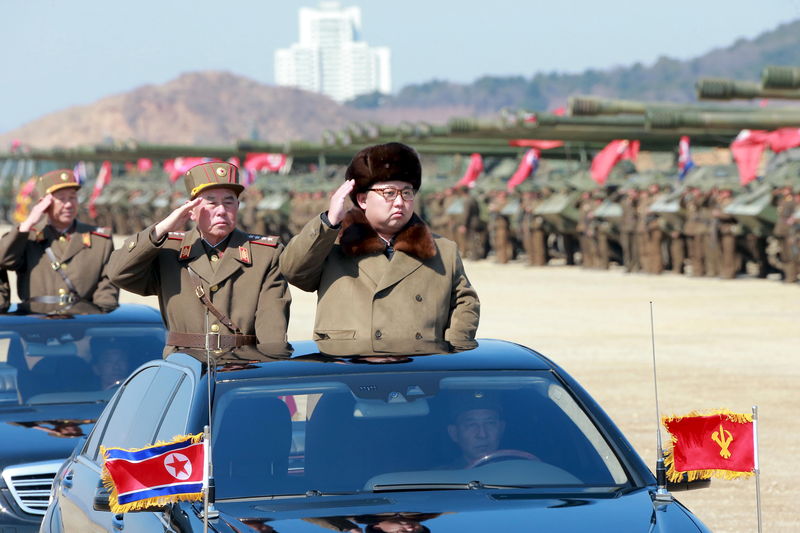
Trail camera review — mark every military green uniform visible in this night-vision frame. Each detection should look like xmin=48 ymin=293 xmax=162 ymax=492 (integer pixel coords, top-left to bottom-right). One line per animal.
xmin=280 ymin=209 xmax=479 ymax=352
xmin=109 ymin=227 xmax=289 ymax=350
xmin=107 ymin=162 xmax=290 ymax=352
xmin=0 ymin=170 xmax=119 ymax=310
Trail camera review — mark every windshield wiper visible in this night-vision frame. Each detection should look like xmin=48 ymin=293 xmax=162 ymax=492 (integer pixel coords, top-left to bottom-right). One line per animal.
xmin=371 ymin=481 xmax=487 ymax=492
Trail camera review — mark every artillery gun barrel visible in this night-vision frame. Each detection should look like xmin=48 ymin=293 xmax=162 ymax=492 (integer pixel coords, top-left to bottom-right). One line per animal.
xmin=697 ymin=78 xmax=800 ymax=100
xmin=569 ymin=96 xmax=776 ymax=116
xmin=646 ymin=110 xmax=800 ymax=129
xmin=96 ymin=143 xmax=238 ymax=160
xmin=761 ymin=66 xmax=800 ymax=89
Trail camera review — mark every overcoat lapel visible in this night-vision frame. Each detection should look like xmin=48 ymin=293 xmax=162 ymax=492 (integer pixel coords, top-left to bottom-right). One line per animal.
xmin=211 ymin=229 xmax=249 ymax=285
xmin=357 ymin=253 xmax=388 ymax=290
xmin=60 ymin=221 xmax=90 ymax=262
xmin=178 ymin=229 xmax=213 ymax=283
xmin=375 ymin=251 xmax=423 ymax=293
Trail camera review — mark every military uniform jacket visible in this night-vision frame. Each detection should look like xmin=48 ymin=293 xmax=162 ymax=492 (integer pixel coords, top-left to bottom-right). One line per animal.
xmin=107 ymin=226 xmax=290 ymax=345
xmin=280 ymin=209 xmax=480 ymax=352
xmin=0 ymin=221 xmax=118 ymax=308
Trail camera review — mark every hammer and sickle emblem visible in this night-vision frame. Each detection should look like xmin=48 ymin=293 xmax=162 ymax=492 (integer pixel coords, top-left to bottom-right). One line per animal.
xmin=711 ymin=424 xmax=733 ymax=459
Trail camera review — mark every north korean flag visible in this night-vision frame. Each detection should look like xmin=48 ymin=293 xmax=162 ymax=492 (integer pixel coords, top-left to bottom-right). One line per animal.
xmin=103 ymin=434 xmax=206 ymax=512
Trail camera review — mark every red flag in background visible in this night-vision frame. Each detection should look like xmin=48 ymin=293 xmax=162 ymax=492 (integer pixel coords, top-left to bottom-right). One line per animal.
xmin=88 ymin=161 xmax=112 ymax=219
xmin=590 ymin=140 xmax=640 ymax=185
xmin=137 ymin=158 xmax=153 ymax=172
xmin=506 ymin=149 xmax=540 ymax=191
xmin=766 ymin=127 xmax=800 ymax=153
xmin=244 ymin=153 xmax=288 ymax=173
xmin=662 ymin=410 xmax=755 ymax=482
xmin=730 ymin=128 xmax=800 ymax=185
xmin=164 ymin=157 xmax=217 ymax=183
xmin=508 ymin=139 xmax=564 ymax=150
xmin=730 ymin=130 xmax=770 ymax=186
xmin=454 ymin=153 xmax=484 ymax=188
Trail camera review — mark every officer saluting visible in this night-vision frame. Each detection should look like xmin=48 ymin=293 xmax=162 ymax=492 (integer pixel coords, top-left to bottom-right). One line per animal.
xmin=107 ymin=161 xmax=290 ymax=352
xmin=0 ymin=169 xmax=119 ymax=311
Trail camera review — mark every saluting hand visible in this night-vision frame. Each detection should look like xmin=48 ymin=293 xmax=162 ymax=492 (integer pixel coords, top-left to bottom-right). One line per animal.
xmin=328 ymin=179 xmax=355 ymax=226
xmin=153 ymin=197 xmax=203 ymax=239
xmin=19 ymin=194 xmax=53 ymax=232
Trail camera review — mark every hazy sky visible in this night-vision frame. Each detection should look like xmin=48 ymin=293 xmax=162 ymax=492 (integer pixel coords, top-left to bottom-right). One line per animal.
xmin=3 ymin=0 xmax=800 ymax=133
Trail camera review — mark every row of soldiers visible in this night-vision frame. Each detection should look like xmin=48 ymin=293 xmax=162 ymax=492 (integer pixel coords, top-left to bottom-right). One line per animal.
xmin=7 ymin=166 xmax=799 ymax=284
xmin=421 ymin=180 xmax=800 ymax=283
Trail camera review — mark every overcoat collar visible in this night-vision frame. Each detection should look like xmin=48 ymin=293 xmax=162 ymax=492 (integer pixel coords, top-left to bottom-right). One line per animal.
xmin=339 ymin=209 xmax=436 ymax=260
xmin=43 ymin=220 xmax=88 ymax=262
xmin=338 ymin=209 xmax=437 ymax=293
xmin=177 ymin=228 xmax=251 ymax=285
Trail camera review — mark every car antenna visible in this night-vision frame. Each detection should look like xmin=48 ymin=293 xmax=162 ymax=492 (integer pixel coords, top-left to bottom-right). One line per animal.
xmin=649 ymin=301 xmax=673 ymax=503
xmin=201 ymin=316 xmax=220 ymax=526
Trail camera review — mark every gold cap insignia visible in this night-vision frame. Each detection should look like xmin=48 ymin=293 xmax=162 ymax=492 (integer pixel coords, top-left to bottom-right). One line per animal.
xmin=60 ymin=172 xmax=69 ymax=181
xmin=216 ymin=167 xmax=227 ymax=177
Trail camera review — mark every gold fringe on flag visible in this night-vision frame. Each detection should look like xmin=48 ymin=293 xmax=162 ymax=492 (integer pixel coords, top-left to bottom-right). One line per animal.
xmin=662 ymin=409 xmax=754 ymax=483
xmin=101 ymin=433 xmax=204 ymax=514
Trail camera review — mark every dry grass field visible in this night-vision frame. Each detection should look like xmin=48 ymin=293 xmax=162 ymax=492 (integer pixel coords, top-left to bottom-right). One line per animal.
xmin=7 ymin=246 xmax=797 ymax=531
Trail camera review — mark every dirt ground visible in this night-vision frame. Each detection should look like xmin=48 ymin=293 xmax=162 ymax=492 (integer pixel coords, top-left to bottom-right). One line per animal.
xmin=8 ymin=249 xmax=798 ymax=531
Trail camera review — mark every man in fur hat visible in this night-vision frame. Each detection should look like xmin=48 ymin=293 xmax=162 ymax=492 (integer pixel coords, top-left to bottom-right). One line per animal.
xmin=0 ymin=169 xmax=118 ymax=311
xmin=280 ymin=142 xmax=479 ymax=352
xmin=108 ymin=161 xmax=290 ymax=353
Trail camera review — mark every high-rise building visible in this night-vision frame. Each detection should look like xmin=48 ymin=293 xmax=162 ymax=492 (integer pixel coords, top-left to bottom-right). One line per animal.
xmin=275 ymin=2 xmax=391 ymax=102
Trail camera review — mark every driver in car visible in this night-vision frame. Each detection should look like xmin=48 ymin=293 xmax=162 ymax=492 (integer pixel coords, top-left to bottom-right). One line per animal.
xmin=446 ymin=393 xmax=506 ymax=469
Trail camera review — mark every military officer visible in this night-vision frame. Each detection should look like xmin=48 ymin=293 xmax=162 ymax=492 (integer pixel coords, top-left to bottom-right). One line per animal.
xmin=107 ymin=162 xmax=290 ymax=352
xmin=280 ymin=142 xmax=479 ymax=353
xmin=0 ymin=169 xmax=118 ymax=311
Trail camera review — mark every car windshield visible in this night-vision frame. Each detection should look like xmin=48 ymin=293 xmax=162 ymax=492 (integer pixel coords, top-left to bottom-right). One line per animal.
xmin=212 ymin=371 xmax=630 ymax=499
xmin=0 ymin=321 xmax=166 ymax=405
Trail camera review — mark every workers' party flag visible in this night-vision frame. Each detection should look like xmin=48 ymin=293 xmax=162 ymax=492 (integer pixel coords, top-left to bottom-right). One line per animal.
xmin=662 ymin=410 xmax=755 ymax=482
xmin=101 ymin=433 xmax=206 ymax=513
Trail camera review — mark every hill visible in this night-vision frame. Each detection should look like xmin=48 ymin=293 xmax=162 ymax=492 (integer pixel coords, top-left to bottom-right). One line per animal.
xmin=3 ymin=19 xmax=800 ymax=149
xmin=350 ymin=19 xmax=800 ymax=112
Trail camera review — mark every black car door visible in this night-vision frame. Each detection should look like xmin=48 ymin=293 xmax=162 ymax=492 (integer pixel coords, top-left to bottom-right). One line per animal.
xmin=52 ymin=362 xmax=194 ymax=532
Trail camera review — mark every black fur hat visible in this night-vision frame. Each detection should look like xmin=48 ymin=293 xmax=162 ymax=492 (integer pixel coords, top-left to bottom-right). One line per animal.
xmin=345 ymin=142 xmax=422 ymax=204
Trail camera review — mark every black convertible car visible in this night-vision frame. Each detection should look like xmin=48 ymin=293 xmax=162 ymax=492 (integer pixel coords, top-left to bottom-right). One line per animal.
xmin=0 ymin=304 xmax=166 ymax=533
xmin=42 ymin=340 xmax=711 ymax=532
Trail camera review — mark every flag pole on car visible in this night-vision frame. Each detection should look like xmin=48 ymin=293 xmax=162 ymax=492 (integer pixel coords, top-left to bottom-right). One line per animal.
xmin=649 ymin=302 xmax=672 ymax=502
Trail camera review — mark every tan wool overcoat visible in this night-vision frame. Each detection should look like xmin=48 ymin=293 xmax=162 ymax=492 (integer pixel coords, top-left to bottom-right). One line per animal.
xmin=107 ymin=226 xmax=290 ymax=347
xmin=0 ymin=221 xmax=119 ymax=309
xmin=280 ymin=209 xmax=480 ymax=352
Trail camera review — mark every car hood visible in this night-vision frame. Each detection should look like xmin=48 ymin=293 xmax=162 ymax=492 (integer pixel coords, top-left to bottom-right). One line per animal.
xmin=0 ymin=402 xmax=104 ymax=469
xmin=211 ymin=487 xmax=708 ymax=532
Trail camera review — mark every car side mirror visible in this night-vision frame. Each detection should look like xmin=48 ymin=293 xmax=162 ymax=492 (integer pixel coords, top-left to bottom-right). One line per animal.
xmin=93 ymin=484 xmax=111 ymax=512
xmin=93 ymin=484 xmax=169 ymax=513
xmin=666 ymin=473 xmax=711 ymax=492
